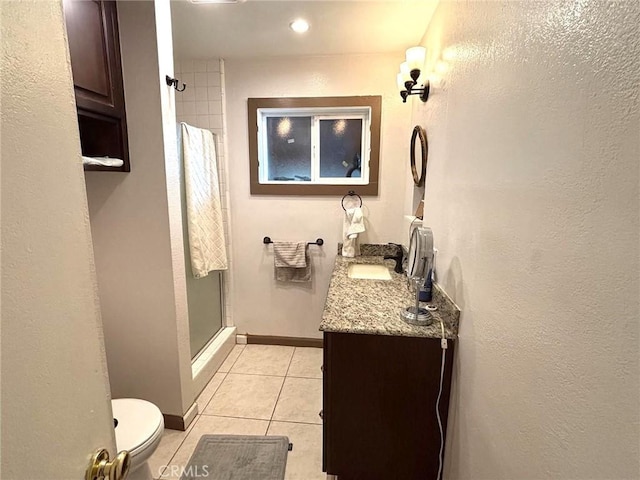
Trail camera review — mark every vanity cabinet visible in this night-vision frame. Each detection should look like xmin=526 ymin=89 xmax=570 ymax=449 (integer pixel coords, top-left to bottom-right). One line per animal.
xmin=322 ymin=331 xmax=455 ymax=480
xmin=63 ymin=0 xmax=130 ymax=171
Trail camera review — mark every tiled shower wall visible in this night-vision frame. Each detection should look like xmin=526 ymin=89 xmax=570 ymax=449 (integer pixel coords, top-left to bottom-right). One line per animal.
xmin=174 ymin=58 xmax=234 ymax=327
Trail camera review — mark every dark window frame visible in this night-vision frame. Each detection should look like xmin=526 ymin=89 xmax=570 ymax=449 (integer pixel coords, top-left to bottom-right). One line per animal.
xmin=248 ymin=96 xmax=381 ymax=195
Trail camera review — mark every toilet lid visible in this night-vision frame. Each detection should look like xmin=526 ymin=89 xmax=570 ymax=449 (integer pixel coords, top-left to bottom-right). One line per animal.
xmin=112 ymin=398 xmax=164 ymax=454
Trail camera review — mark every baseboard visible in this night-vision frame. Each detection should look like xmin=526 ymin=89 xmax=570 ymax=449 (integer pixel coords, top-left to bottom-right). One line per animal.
xmin=183 ymin=402 xmax=198 ymax=429
xmin=163 ymin=402 xmax=198 ymax=432
xmin=192 ymin=326 xmax=236 ymax=387
xmin=246 ymin=334 xmax=323 ymax=348
xmin=236 ymin=334 xmax=248 ymax=345
xmin=163 ymin=414 xmax=185 ymax=431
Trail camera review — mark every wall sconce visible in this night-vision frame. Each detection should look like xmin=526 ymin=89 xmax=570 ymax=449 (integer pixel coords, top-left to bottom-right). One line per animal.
xmin=397 ymin=46 xmax=429 ymax=103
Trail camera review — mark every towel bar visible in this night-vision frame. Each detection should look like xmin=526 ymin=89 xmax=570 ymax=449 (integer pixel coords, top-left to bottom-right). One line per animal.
xmin=263 ymin=236 xmax=324 ymax=246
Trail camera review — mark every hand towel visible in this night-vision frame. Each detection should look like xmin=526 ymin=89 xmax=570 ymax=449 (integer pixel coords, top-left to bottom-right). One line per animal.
xmin=82 ymin=156 xmax=124 ymax=168
xmin=274 ymin=242 xmax=307 ymax=268
xmin=181 ymin=122 xmax=228 ymax=278
xmin=342 ymin=207 xmax=365 ymax=257
xmin=274 ymin=242 xmax=311 ymax=282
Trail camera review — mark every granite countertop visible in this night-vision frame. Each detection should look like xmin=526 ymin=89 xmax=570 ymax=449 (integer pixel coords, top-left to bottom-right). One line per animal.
xmin=319 ymin=255 xmax=460 ymax=339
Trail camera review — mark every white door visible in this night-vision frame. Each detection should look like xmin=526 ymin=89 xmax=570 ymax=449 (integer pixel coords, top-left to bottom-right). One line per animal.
xmin=1 ymin=1 xmax=117 ymax=479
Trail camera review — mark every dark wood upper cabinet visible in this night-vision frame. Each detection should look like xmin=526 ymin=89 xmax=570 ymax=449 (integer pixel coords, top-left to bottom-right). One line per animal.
xmin=64 ymin=0 xmax=130 ymax=172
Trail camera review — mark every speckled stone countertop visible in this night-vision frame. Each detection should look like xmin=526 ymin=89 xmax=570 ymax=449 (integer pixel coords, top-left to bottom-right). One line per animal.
xmin=320 ymin=255 xmax=460 ymax=339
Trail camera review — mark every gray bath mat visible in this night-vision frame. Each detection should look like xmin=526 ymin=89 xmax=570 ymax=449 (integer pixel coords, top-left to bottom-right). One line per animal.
xmin=180 ymin=435 xmax=290 ymax=480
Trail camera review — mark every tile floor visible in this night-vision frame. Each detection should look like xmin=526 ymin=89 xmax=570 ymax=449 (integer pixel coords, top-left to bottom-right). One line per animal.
xmin=148 ymin=344 xmax=325 ymax=480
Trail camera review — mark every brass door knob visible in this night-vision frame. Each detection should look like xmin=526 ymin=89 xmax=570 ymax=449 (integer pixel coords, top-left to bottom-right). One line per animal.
xmin=86 ymin=448 xmax=131 ymax=480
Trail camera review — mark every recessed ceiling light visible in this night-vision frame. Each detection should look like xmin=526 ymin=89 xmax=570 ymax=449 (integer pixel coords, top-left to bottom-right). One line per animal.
xmin=290 ymin=19 xmax=310 ymax=34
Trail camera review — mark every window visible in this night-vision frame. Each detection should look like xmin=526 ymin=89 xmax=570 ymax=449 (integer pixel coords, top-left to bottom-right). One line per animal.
xmin=260 ymin=111 xmax=367 ymax=184
xmin=248 ymin=96 xmax=381 ymax=195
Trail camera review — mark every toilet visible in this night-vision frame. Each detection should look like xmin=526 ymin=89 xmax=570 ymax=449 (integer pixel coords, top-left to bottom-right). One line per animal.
xmin=112 ymin=398 xmax=165 ymax=480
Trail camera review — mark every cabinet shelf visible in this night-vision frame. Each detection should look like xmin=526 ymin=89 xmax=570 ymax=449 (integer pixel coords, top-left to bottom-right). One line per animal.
xmin=64 ymin=0 xmax=130 ymax=172
xmin=83 ymin=164 xmax=126 ymax=172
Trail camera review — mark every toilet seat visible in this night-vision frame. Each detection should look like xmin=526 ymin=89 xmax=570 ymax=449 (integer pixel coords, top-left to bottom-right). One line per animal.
xmin=112 ymin=398 xmax=164 ymax=458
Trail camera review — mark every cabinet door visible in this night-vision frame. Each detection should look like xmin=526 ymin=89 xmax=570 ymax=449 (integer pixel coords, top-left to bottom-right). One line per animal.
xmin=63 ymin=0 xmax=129 ymax=171
xmin=323 ymin=332 xmax=455 ymax=480
xmin=64 ymin=0 xmax=125 ymax=117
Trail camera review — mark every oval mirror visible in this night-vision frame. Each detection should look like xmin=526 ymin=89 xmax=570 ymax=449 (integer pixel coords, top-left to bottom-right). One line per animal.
xmin=410 ymin=125 xmax=428 ymax=187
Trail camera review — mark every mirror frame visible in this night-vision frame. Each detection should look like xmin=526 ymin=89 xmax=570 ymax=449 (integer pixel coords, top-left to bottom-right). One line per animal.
xmin=410 ymin=125 xmax=428 ymax=187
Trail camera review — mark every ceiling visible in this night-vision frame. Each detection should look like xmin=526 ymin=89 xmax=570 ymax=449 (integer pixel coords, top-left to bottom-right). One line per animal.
xmin=171 ymin=0 xmax=438 ymax=59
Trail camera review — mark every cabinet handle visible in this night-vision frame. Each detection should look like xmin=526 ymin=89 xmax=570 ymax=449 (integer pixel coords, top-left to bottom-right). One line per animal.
xmin=320 ymin=365 xmax=324 ymax=373
xmin=319 ymin=409 xmax=324 ymax=419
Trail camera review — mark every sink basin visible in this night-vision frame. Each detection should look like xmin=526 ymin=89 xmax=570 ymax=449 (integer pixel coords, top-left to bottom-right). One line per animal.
xmin=348 ymin=264 xmax=392 ymax=281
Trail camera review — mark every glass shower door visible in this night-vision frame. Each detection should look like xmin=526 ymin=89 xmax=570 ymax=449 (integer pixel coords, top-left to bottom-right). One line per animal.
xmin=185 ymin=269 xmax=224 ymax=358
xmin=179 ymin=141 xmax=225 ymax=359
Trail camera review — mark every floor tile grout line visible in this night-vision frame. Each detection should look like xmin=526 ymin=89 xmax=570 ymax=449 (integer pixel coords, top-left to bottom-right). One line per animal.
xmin=156 ymin=345 xmax=270 ymax=479
xmin=229 ymin=343 xmax=296 ymax=377
xmin=157 ymin=346 xmax=320 ymax=479
xmin=267 ymin=347 xmax=296 ymax=430
xmin=284 ymin=347 xmax=296 ymax=377
xmin=161 ymin=363 xmax=233 ymax=478
xmin=222 ymin=371 xmax=288 ymax=378
xmin=198 ymin=413 xmax=273 ymax=422
xmin=265 ymin=418 xmax=324 ymax=427
xmin=221 ymin=344 xmax=246 ymax=374
xmin=199 ymin=371 xmax=228 ymax=414
xmin=285 ymin=348 xmax=323 ymax=379
xmin=161 ymin=412 xmax=204 ymax=478
xmin=193 ymin=413 xmax=320 ymax=427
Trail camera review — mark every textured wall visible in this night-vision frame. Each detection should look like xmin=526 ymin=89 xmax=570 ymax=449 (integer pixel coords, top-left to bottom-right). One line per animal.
xmin=225 ymin=54 xmax=412 ymax=339
xmin=0 ymin=0 xmax=115 ymax=477
xmin=85 ymin=0 xmax=194 ymax=416
xmin=411 ymin=1 xmax=640 ymax=478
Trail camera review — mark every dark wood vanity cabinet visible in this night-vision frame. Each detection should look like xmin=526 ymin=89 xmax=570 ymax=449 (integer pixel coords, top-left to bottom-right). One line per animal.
xmin=323 ymin=332 xmax=455 ymax=480
xmin=63 ymin=0 xmax=130 ymax=171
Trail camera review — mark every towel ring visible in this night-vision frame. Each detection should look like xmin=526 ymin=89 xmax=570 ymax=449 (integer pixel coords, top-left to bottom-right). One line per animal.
xmin=341 ymin=190 xmax=363 ymax=211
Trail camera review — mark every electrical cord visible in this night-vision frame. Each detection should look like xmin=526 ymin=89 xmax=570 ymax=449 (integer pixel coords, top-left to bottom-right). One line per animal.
xmin=407 ymin=217 xmax=445 ymax=478
xmin=436 ymin=318 xmax=447 ymax=480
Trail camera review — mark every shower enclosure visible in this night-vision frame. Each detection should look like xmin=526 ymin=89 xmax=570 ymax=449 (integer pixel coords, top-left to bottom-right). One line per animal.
xmin=179 ymin=142 xmax=225 ymax=359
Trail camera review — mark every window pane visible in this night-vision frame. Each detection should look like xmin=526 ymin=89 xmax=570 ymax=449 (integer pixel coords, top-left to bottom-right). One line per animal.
xmin=266 ymin=116 xmax=312 ymax=181
xmin=319 ymin=119 xmax=363 ymax=178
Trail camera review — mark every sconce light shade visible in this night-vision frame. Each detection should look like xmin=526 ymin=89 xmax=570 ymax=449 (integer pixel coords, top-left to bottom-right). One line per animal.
xmin=400 ymin=62 xmax=411 ymax=80
xmin=405 ymin=46 xmax=426 ymax=71
xmin=397 ymin=46 xmax=429 ymax=104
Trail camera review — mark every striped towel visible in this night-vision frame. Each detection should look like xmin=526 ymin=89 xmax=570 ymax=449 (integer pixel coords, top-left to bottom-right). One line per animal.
xmin=273 ymin=242 xmax=311 ymax=282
